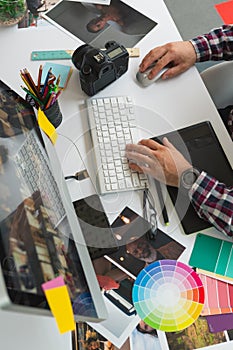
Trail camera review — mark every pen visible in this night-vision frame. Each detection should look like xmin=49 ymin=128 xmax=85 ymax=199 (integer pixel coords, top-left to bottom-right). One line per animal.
xmin=154 ymin=180 xmax=169 ymax=226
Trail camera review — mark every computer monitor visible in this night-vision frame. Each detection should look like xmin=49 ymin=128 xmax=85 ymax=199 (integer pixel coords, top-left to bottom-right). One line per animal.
xmin=0 ymin=79 xmax=107 ymax=322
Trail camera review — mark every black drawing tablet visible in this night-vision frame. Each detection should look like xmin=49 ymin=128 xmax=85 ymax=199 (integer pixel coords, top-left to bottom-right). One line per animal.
xmin=152 ymin=121 xmax=233 ymax=234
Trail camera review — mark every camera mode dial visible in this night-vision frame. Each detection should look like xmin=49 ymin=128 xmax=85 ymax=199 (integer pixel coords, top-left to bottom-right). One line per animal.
xmin=82 ymin=65 xmax=92 ymax=75
xmin=105 ymin=41 xmax=117 ymax=49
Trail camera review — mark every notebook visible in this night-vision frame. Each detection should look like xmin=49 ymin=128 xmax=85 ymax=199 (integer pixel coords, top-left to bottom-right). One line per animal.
xmin=152 ymin=121 xmax=233 ymax=234
xmin=41 ymin=62 xmax=72 ymax=89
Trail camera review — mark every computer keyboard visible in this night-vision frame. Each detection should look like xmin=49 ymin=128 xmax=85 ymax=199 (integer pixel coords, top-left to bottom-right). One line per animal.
xmin=14 ymin=130 xmax=66 ymax=226
xmin=86 ymin=95 xmax=148 ymax=194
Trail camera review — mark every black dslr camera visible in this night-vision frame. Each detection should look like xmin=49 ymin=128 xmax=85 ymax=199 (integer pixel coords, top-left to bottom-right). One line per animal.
xmin=71 ymin=41 xmax=129 ymax=96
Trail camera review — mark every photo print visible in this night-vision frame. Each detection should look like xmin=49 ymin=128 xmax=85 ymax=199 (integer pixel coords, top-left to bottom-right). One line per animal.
xmin=72 ymin=322 xmax=131 ymax=350
xmin=105 ymin=207 xmax=186 ymax=278
xmin=130 ymin=320 xmax=162 ymax=350
xmin=165 ymin=317 xmax=228 ymax=349
xmin=43 ymin=0 xmax=157 ymax=48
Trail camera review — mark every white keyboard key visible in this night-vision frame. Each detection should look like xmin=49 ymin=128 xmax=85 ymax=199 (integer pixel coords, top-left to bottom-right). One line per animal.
xmin=110 ymin=176 xmax=117 ymax=184
xmin=119 ymin=180 xmax=126 ymax=189
xmin=124 ymin=170 xmax=131 ymax=177
xmin=116 ymin=166 xmax=123 ymax=173
xmin=125 ymin=178 xmax=133 ymax=188
xmin=117 ymin=173 xmax=124 ymax=179
xmin=132 ymin=173 xmax=140 ymax=187
xmin=97 ymin=99 xmax=104 ymax=106
xmin=111 ymin=183 xmax=118 ymax=190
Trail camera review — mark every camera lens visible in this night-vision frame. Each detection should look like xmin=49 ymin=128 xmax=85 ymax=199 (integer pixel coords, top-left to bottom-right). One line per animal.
xmin=71 ymin=44 xmax=90 ymax=70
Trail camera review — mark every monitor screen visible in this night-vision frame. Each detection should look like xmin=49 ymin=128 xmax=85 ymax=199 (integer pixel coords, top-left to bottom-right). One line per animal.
xmin=0 ymin=79 xmax=106 ymax=321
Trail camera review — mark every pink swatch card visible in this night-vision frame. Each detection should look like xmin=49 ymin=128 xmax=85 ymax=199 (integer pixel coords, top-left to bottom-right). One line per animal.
xmin=199 ymin=273 xmax=233 ymax=316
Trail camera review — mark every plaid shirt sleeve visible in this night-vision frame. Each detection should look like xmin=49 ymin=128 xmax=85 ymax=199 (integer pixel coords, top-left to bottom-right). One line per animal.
xmin=190 ymin=24 xmax=233 ymax=62
xmin=189 ymin=171 xmax=233 ymax=237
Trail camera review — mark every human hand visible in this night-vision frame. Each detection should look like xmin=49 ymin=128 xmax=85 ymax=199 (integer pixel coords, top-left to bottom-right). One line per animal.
xmin=125 ymin=138 xmax=192 ymax=187
xmin=139 ymin=41 xmax=196 ymax=80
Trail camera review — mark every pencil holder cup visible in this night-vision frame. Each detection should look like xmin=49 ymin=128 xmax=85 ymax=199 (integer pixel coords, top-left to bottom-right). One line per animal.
xmin=44 ymin=100 xmax=63 ymax=128
xmin=25 ymin=94 xmax=63 ymax=128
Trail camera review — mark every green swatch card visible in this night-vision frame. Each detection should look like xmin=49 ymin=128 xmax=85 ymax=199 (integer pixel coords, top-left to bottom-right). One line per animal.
xmin=189 ymin=233 xmax=233 ymax=278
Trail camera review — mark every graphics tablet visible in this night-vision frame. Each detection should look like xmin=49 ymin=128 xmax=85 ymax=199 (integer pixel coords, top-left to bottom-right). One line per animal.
xmin=152 ymin=121 xmax=233 ymax=234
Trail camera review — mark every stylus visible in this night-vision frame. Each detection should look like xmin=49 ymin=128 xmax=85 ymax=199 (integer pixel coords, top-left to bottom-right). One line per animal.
xmin=154 ymin=180 xmax=169 ymax=226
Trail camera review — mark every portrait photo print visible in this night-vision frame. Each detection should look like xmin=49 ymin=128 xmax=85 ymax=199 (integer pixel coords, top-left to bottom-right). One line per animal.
xmin=43 ymin=0 xmax=157 ymax=48
xmin=105 ymin=207 xmax=186 ymax=278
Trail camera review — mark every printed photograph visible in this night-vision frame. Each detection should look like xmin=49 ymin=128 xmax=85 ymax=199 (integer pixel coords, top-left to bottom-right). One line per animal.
xmin=106 ymin=207 xmax=186 ymax=277
xmin=228 ymin=329 xmax=233 ymax=340
xmin=165 ymin=317 xmax=227 ymax=349
xmin=42 ymin=0 xmax=157 ymax=48
xmin=72 ymin=322 xmax=131 ymax=350
xmin=130 ymin=320 xmax=162 ymax=350
xmin=91 ymin=253 xmax=136 ymax=316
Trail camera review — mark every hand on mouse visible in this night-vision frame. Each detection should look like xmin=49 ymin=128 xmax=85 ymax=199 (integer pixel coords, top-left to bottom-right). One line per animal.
xmin=139 ymin=41 xmax=197 ymax=80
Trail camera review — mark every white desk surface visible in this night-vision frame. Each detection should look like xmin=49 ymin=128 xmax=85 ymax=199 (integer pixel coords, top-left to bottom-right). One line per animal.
xmin=0 ymin=1 xmax=233 ymax=349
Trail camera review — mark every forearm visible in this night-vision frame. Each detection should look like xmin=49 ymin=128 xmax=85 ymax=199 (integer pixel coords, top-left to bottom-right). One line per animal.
xmin=189 ymin=172 xmax=233 ymax=237
xmin=190 ymin=25 xmax=233 ymax=62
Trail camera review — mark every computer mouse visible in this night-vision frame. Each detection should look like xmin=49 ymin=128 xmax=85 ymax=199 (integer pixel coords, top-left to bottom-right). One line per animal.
xmin=136 ymin=64 xmax=169 ymax=87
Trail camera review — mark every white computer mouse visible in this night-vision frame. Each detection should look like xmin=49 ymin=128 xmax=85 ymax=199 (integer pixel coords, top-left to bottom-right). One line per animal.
xmin=136 ymin=64 xmax=169 ymax=87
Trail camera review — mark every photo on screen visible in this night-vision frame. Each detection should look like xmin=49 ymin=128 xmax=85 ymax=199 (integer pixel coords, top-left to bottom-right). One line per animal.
xmin=43 ymin=0 xmax=157 ymax=48
xmin=0 ymin=191 xmax=98 ymax=319
xmin=105 ymin=207 xmax=186 ymax=278
xmin=165 ymin=317 xmax=227 ymax=349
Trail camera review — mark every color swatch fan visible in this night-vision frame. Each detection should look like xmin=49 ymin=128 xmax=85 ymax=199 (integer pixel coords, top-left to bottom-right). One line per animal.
xmin=132 ymin=260 xmax=205 ymax=332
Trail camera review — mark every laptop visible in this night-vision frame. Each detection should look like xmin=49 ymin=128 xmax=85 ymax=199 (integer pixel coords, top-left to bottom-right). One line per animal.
xmin=152 ymin=121 xmax=233 ymax=234
xmin=0 ymin=79 xmax=107 ymax=321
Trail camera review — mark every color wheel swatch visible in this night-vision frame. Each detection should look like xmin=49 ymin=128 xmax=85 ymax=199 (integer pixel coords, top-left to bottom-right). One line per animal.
xmin=132 ymin=260 xmax=205 ymax=332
